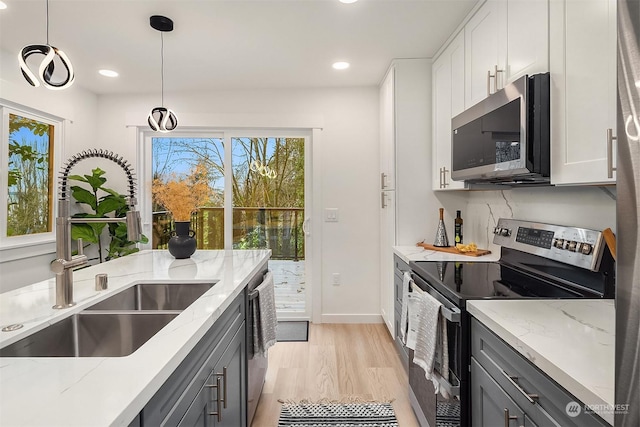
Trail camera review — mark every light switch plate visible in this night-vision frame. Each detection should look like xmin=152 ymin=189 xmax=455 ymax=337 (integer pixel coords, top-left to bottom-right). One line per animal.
xmin=325 ymin=208 xmax=339 ymax=222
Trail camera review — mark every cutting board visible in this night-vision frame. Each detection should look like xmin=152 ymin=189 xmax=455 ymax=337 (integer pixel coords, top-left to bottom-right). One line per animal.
xmin=416 ymin=242 xmax=492 ymax=257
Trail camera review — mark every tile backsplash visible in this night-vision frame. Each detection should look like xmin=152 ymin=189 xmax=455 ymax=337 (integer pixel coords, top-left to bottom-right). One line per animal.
xmin=434 ymin=186 xmax=616 ymax=253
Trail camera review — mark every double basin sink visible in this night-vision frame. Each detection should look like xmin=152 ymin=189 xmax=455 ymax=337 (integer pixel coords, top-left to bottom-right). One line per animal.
xmin=0 ymin=282 xmax=216 ymax=358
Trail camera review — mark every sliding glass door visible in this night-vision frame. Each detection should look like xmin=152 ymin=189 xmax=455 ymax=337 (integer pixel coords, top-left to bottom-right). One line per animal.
xmin=144 ymin=131 xmax=311 ymax=319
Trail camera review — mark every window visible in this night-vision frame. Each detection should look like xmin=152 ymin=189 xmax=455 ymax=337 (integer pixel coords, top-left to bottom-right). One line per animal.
xmin=1 ymin=104 xmax=62 ymax=248
xmin=150 ymin=136 xmax=225 ymax=249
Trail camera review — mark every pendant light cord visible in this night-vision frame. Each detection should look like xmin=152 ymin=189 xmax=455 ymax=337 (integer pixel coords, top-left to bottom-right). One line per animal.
xmin=45 ymin=0 xmax=49 ymax=45
xmin=161 ymin=32 xmax=165 ymax=107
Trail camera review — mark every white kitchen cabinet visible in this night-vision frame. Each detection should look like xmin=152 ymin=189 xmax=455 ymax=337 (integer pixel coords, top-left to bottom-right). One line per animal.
xmin=465 ymin=0 xmax=502 ymax=108
xmin=465 ymin=0 xmax=548 ymax=108
xmin=379 ymin=59 xmax=433 ymax=337
xmin=550 ymin=0 xmax=617 ymax=185
xmin=432 ymin=30 xmax=467 ymax=191
xmin=380 ymin=190 xmax=395 ymax=335
xmin=504 ymin=0 xmax=549 ymax=84
xmin=380 ymin=68 xmax=395 ymax=191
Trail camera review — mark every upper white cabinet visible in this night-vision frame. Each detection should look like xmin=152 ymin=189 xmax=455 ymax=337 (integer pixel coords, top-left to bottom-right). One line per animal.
xmin=432 ymin=30 xmax=467 ymax=191
xmin=379 ymin=68 xmax=395 ymax=190
xmin=465 ymin=0 xmax=502 ymax=108
xmin=550 ymin=0 xmax=617 ymax=185
xmin=465 ymin=0 xmax=549 ymax=108
xmin=504 ymin=0 xmax=549 ymax=84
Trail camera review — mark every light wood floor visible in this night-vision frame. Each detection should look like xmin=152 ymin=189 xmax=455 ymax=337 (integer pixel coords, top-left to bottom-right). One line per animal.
xmin=251 ymin=323 xmax=420 ymax=426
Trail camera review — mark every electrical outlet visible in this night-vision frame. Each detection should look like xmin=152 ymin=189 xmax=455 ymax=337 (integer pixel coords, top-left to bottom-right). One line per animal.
xmin=332 ymin=273 xmax=340 ymax=286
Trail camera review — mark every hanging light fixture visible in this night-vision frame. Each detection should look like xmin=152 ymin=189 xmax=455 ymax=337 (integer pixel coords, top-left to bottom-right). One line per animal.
xmin=147 ymin=15 xmax=178 ymax=133
xmin=18 ymin=0 xmax=74 ymax=90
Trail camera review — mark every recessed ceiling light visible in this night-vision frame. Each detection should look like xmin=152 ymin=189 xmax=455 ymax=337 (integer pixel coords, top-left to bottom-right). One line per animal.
xmin=332 ymin=62 xmax=350 ymax=70
xmin=98 ymin=69 xmax=119 ymax=78
xmin=0 ymin=2 xmax=7 ymax=10
xmin=339 ymin=0 xmax=358 ymax=3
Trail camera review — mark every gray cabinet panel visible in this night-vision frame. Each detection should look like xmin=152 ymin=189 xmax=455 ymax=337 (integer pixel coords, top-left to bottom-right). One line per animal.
xmin=471 ymin=358 xmax=529 ymax=427
xmin=178 ymin=371 xmax=215 ymax=427
xmin=212 ymin=326 xmax=246 ymax=427
xmin=141 ymin=292 xmax=245 ymax=426
xmin=179 ymin=325 xmax=246 ymax=427
xmin=471 ymin=318 xmax=609 ymax=427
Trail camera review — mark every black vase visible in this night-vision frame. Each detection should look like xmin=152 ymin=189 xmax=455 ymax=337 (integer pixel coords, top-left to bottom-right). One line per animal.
xmin=168 ymin=221 xmax=196 ymax=259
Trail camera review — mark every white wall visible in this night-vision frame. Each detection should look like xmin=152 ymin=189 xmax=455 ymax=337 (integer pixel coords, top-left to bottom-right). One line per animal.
xmin=0 ymin=48 xmax=99 ymax=292
xmin=95 ymin=87 xmax=382 ymax=322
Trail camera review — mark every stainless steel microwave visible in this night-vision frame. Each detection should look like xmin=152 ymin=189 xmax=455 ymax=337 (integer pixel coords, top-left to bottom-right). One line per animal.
xmin=451 ymin=73 xmax=550 ymax=185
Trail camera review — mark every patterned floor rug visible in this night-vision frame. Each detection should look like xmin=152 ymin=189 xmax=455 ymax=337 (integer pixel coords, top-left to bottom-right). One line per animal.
xmin=278 ymin=402 xmax=399 ymax=426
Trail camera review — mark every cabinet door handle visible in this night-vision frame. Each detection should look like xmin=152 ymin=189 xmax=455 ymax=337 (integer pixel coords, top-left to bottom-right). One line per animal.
xmin=381 ymin=192 xmax=387 ymax=209
xmin=207 ymin=376 xmax=223 ymax=422
xmin=221 ymin=366 xmax=227 ymax=408
xmin=607 ymin=128 xmax=617 ymax=178
xmin=495 ymin=65 xmax=504 ymax=91
xmin=501 ymin=371 xmax=539 ymax=404
xmin=504 ymin=408 xmax=519 ymax=427
xmin=488 ymin=65 xmax=505 ymax=95
xmin=443 ymin=167 xmax=450 ymax=188
xmin=381 ymin=172 xmax=387 ymax=189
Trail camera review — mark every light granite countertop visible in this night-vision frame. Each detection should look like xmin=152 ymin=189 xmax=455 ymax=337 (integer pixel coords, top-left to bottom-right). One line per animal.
xmin=393 ymin=245 xmax=501 ymax=264
xmin=0 ymin=249 xmax=270 ymax=427
xmin=467 ymin=299 xmax=615 ymax=425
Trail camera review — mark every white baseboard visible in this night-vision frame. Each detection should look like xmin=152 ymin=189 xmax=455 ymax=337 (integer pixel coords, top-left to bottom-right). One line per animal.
xmin=320 ymin=314 xmax=384 ymax=324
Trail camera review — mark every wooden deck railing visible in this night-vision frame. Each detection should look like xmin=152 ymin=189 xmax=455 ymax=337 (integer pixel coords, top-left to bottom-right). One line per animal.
xmin=152 ymin=207 xmax=304 ymax=260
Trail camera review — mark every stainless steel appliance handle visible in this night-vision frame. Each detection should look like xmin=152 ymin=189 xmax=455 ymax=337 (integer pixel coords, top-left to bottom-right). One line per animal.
xmin=442 ymin=167 xmax=450 ymax=188
xmin=436 ymin=374 xmax=460 ymax=398
xmin=501 ymin=370 xmax=539 ymax=404
xmin=409 ymin=279 xmax=461 ymax=323
xmin=607 ymin=128 xmax=617 ymax=178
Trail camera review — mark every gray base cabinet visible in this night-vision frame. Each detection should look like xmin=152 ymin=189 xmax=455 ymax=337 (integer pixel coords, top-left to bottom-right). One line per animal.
xmin=471 ymin=318 xmax=610 ymax=427
xmin=393 ymin=255 xmax=409 ymax=371
xmin=179 ymin=325 xmax=246 ymax=427
xmin=140 ymin=291 xmax=247 ymax=427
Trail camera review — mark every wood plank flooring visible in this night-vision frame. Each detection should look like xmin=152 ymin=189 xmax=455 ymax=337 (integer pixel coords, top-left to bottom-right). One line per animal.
xmin=251 ymin=323 xmax=419 ymax=426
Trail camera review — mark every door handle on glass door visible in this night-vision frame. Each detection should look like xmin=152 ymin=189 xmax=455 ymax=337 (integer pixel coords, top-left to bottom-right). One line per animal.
xmin=303 ymin=217 xmax=311 ymax=237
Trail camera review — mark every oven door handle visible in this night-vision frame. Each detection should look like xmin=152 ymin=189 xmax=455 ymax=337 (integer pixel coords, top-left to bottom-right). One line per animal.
xmin=409 ymin=279 xmax=461 ymax=324
xmin=436 ymin=375 xmax=461 ymax=398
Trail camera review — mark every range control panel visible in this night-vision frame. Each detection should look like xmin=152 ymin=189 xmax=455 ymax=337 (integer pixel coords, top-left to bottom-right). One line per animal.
xmin=492 ymin=218 xmax=606 ymax=271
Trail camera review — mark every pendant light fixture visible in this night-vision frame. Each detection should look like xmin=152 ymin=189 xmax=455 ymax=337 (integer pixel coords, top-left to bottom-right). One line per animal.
xmin=18 ymin=0 xmax=74 ymax=90
xmin=147 ymin=15 xmax=178 ymax=133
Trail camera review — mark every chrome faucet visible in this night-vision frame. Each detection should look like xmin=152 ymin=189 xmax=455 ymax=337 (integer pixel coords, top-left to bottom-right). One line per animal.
xmin=51 ymin=149 xmax=141 ymax=308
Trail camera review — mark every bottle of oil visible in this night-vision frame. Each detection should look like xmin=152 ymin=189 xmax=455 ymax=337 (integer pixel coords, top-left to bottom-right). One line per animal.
xmin=454 ymin=210 xmax=463 ymax=245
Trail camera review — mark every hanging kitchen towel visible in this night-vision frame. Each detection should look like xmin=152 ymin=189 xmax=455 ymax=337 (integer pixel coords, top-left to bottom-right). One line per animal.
xmin=411 ymin=287 xmax=450 ymax=398
xmin=251 ymin=270 xmax=277 ymax=358
xmin=399 ymin=271 xmax=412 ymax=344
xmin=405 ymin=284 xmax=423 ymax=350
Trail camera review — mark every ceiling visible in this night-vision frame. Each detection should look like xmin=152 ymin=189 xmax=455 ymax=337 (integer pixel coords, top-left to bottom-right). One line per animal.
xmin=0 ymin=0 xmax=477 ymax=96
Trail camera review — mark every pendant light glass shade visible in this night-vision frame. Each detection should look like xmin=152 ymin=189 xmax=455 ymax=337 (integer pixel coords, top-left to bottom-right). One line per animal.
xmin=147 ymin=15 xmax=177 ymax=132
xmin=19 ymin=0 xmax=74 ymax=90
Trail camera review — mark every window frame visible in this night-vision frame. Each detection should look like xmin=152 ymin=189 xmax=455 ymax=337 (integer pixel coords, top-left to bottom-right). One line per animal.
xmin=0 ymin=102 xmax=64 ymax=252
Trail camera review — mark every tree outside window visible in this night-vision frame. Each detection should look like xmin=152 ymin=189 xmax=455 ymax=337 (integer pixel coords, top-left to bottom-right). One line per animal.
xmin=7 ymin=113 xmax=54 ymax=237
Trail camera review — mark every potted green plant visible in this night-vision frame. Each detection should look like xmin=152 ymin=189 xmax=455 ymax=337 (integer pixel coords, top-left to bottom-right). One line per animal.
xmin=69 ymin=167 xmax=148 ymax=263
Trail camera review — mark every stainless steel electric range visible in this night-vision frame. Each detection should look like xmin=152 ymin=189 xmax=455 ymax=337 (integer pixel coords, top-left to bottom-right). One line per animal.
xmin=407 ymin=218 xmax=615 ymax=427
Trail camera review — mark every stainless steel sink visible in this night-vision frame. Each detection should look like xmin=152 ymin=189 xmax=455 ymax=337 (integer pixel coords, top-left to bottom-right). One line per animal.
xmin=85 ymin=283 xmax=215 ymax=311
xmin=0 ymin=312 xmax=179 ymax=357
